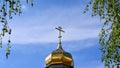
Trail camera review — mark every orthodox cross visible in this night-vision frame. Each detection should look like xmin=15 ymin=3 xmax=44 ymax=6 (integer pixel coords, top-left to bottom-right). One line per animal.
xmin=56 ymin=26 xmax=65 ymax=44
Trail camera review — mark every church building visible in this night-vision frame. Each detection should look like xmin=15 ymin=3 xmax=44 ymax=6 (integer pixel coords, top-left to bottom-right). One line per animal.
xmin=45 ymin=26 xmax=74 ymax=68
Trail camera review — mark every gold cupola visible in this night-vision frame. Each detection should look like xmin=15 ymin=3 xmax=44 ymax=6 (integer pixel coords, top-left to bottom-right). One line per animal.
xmin=45 ymin=26 xmax=74 ymax=68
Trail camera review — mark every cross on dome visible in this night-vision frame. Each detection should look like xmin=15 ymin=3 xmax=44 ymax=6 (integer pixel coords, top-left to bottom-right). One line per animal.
xmin=55 ymin=26 xmax=65 ymax=49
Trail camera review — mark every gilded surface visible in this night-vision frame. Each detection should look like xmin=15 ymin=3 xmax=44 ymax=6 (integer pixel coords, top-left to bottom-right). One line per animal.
xmin=45 ymin=26 xmax=73 ymax=67
xmin=45 ymin=46 xmax=73 ymax=67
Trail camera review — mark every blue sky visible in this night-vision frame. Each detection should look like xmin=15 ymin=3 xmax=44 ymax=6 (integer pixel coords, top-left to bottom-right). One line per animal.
xmin=0 ymin=0 xmax=104 ymax=68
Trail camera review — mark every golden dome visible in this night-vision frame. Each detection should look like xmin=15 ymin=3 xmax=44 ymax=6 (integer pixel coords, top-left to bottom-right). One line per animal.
xmin=45 ymin=44 xmax=74 ymax=67
xmin=45 ymin=26 xmax=74 ymax=67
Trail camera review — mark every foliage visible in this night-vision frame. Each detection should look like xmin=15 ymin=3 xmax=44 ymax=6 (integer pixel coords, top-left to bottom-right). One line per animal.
xmin=0 ymin=0 xmax=33 ymax=59
xmin=84 ymin=0 xmax=120 ymax=67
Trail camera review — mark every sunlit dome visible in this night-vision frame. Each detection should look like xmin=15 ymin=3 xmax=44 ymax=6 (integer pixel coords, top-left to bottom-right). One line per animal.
xmin=45 ymin=44 xmax=74 ymax=67
xmin=45 ymin=26 xmax=74 ymax=68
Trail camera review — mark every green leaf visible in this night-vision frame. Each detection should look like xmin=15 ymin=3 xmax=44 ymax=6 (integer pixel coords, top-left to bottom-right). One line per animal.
xmin=26 ymin=0 xmax=28 ymax=3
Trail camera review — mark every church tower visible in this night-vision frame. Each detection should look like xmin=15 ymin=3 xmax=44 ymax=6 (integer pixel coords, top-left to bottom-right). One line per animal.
xmin=45 ymin=26 xmax=74 ymax=68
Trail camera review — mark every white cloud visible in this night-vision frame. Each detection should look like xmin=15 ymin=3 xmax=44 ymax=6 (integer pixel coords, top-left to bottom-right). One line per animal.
xmin=9 ymin=26 xmax=100 ymax=44
xmin=62 ymin=38 xmax=99 ymax=52
xmin=63 ymin=28 xmax=100 ymax=41
xmin=22 ymin=5 xmax=27 ymax=11
xmin=7 ymin=5 xmax=102 ymax=44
